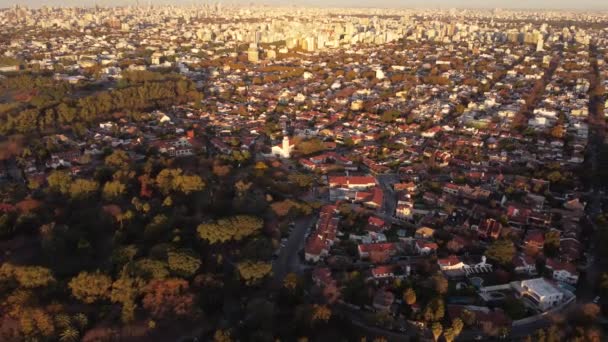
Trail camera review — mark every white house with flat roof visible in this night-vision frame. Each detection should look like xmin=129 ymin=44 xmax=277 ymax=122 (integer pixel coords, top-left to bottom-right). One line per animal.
xmin=516 ymin=278 xmax=564 ymax=311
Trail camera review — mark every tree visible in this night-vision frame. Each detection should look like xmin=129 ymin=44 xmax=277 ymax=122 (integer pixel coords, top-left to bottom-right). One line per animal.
xmin=403 ymin=288 xmax=416 ymax=305
xmin=431 ymin=322 xmax=443 ymax=342
xmin=461 ymin=309 xmax=476 ymax=326
xmin=197 ymin=215 xmax=263 ymax=244
xmin=550 ymin=124 xmax=565 ymax=139
xmin=156 ymin=168 xmax=204 ymax=195
xmin=19 ymin=308 xmax=55 ymax=339
xmin=599 ymin=272 xmax=608 ymax=296
xmin=451 ymin=318 xmax=464 ymax=336
xmin=546 ymin=325 xmax=560 ymax=342
xmin=167 ymin=249 xmax=201 ymax=278
xmin=142 ymin=278 xmax=195 ymax=319
xmin=580 ymin=303 xmax=600 ymax=321
xmin=59 ymin=327 xmax=80 ymax=342
xmin=68 ymin=271 xmax=112 ymax=303
xmin=288 ymin=173 xmax=314 ymax=188
xmin=544 ymin=230 xmax=560 ymax=257
xmin=237 ymin=261 xmax=272 ymax=285
xmin=111 ymin=274 xmax=144 ymax=323
xmin=443 ymin=327 xmax=456 ymax=342
xmin=102 ymin=180 xmax=126 ymax=200
xmin=134 ymin=258 xmax=170 ymax=279
xmin=69 ymin=179 xmax=99 ymax=200
xmin=0 ymin=263 xmax=55 ymax=288
xmin=432 ymin=273 xmax=449 ymax=295
xmin=47 ymin=170 xmax=71 ymax=195
xmin=535 ymin=329 xmax=546 ymax=342
xmin=547 ymin=171 xmax=562 ymax=184
xmin=283 ymin=273 xmax=298 ymax=291
xmin=214 ymin=330 xmax=232 ymax=342
xmin=486 ymin=239 xmax=516 ymax=266
xmin=311 ymin=305 xmax=331 ymax=323
xmin=504 ymin=297 xmax=527 ymax=320
xmin=105 ymin=149 xmax=130 ymax=169
xmin=296 ymin=138 xmax=326 ymax=156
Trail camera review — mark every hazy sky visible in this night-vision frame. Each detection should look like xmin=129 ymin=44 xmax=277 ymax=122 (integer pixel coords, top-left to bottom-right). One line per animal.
xmin=2 ymin=0 xmax=607 ymax=10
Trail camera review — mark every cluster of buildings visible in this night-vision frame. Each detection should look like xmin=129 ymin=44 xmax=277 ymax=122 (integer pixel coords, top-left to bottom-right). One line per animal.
xmin=1 ymin=4 xmax=608 ymax=338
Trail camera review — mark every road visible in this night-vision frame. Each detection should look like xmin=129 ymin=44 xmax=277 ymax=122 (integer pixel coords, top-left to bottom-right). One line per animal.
xmin=272 ymin=214 xmax=316 ymax=283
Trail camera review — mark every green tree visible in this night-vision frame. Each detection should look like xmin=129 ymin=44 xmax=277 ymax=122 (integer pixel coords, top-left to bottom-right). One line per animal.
xmin=295 ymin=138 xmax=326 ymax=156
xmin=486 ymin=239 xmax=516 ymax=266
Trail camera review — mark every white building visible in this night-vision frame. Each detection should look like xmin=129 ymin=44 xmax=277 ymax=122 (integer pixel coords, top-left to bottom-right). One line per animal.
xmin=517 ymin=278 xmax=564 ymax=311
xmin=271 ymin=135 xmax=294 ymax=159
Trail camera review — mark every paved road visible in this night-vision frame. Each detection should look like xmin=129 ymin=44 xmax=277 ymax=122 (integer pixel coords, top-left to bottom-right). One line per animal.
xmin=272 ymin=214 xmax=316 ymax=282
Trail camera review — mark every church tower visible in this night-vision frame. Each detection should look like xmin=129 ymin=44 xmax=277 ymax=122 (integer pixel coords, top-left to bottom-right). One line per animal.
xmin=282 ymin=135 xmax=291 ymax=158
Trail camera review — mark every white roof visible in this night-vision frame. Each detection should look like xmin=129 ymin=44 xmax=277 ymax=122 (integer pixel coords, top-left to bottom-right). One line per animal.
xmin=521 ymin=278 xmax=560 ymax=297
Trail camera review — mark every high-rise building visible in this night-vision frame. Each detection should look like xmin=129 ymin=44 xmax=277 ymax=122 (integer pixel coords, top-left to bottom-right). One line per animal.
xmin=247 ymin=43 xmax=259 ymax=63
xmin=536 ymin=37 xmax=544 ymax=52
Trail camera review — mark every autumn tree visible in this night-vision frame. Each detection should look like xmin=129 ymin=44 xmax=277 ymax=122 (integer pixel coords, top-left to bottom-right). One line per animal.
xmin=103 ymin=180 xmax=126 ymax=200
xmin=197 ymin=215 xmax=263 ymax=244
xmin=214 ymin=330 xmax=232 ymax=342
xmin=403 ymin=288 xmax=416 ymax=305
xmin=105 ymin=149 xmax=130 ymax=169
xmin=284 ymin=273 xmax=298 ymax=291
xmin=19 ymin=308 xmax=55 ymax=339
xmin=69 ymin=179 xmax=99 ymax=200
xmin=111 ymin=274 xmax=144 ymax=323
xmin=47 ymin=170 xmax=71 ymax=195
xmin=142 ymin=278 xmax=195 ymax=319
xmin=432 ymin=322 xmax=443 ymax=342
xmin=444 ymin=327 xmax=456 ymax=342
xmin=544 ymin=230 xmax=561 ymax=257
xmin=156 ymin=168 xmax=204 ymax=195
xmin=167 ymin=249 xmax=201 ymax=278
xmin=311 ymin=305 xmax=332 ymax=323
xmin=134 ymin=258 xmax=170 ymax=279
xmin=432 ymin=273 xmax=449 ymax=295
xmin=68 ymin=271 xmax=112 ymax=303
xmin=461 ymin=309 xmax=476 ymax=326
xmin=451 ymin=318 xmax=464 ymax=336
xmin=237 ymin=261 xmax=272 ymax=285
xmin=0 ymin=263 xmax=55 ymax=289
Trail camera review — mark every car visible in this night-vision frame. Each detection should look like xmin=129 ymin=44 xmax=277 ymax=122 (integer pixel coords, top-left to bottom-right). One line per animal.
xmin=593 ymin=296 xmax=601 ymax=304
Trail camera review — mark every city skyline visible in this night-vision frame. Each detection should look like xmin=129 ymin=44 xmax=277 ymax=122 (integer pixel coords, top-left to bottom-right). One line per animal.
xmin=2 ymin=0 xmax=608 ymax=10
